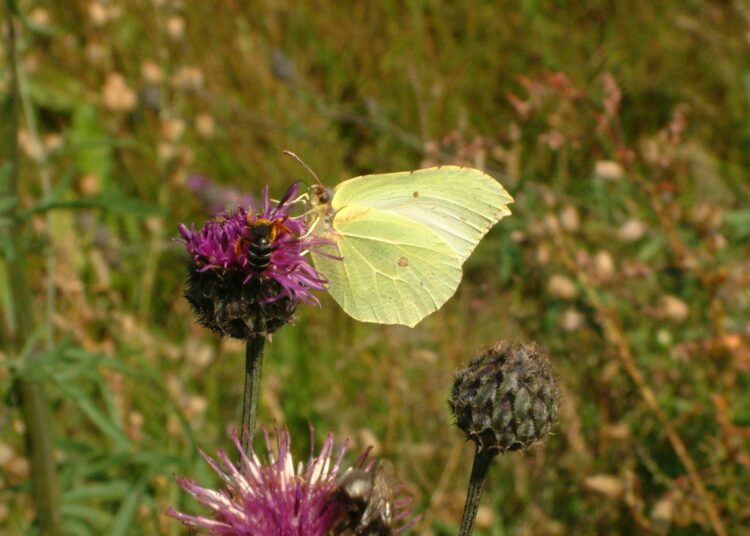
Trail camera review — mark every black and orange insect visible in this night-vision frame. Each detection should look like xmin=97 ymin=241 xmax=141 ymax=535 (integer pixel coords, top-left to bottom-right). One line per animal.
xmin=235 ymin=214 xmax=292 ymax=274
xmin=234 ymin=183 xmax=302 ymax=274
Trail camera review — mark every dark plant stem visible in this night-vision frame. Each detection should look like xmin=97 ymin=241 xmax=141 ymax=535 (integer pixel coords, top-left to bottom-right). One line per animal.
xmin=3 ymin=3 xmax=61 ymax=534
xmin=241 ymin=335 xmax=266 ymax=453
xmin=458 ymin=447 xmax=496 ymax=536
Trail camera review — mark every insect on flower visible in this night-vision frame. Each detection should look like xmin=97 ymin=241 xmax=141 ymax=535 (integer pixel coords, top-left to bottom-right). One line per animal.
xmin=332 ymin=460 xmax=401 ymax=536
xmin=242 ymin=216 xmax=288 ymax=273
xmin=234 ymin=188 xmax=296 ymax=275
xmin=167 ymin=428 xmax=418 ymax=536
xmin=178 ymin=182 xmax=335 ymax=338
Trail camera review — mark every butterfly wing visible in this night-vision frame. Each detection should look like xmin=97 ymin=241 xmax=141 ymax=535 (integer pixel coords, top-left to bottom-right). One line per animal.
xmin=314 ymin=166 xmax=513 ymax=327
xmin=330 ymin=166 xmax=513 ymax=262
xmin=314 ymin=206 xmax=462 ymax=327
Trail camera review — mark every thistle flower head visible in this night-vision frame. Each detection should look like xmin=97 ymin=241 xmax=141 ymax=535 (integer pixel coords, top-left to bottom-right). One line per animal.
xmin=168 ymin=428 xmax=417 ymax=536
xmin=178 ymin=182 xmax=331 ymax=338
xmin=449 ymin=341 xmax=560 ymax=454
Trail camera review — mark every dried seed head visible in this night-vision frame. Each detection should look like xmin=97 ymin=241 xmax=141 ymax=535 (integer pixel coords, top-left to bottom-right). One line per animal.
xmin=449 ymin=341 xmax=560 ymax=455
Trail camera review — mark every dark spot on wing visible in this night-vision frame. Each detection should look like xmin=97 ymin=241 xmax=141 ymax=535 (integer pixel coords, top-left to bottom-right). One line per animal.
xmin=413 ymin=191 xmax=419 ymax=198
xmin=397 ymin=256 xmax=409 ymax=267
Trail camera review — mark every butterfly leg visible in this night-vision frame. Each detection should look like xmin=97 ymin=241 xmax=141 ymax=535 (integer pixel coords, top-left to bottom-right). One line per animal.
xmin=291 ymin=192 xmax=310 ymax=205
xmin=299 ymin=215 xmax=321 ymax=238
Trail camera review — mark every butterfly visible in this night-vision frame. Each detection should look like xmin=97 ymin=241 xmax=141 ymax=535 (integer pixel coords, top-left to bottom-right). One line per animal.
xmin=288 ymin=154 xmax=514 ymax=327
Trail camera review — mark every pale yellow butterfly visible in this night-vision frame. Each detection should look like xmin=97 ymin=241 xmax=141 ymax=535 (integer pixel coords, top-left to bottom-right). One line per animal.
xmin=287 ymin=154 xmax=513 ymax=327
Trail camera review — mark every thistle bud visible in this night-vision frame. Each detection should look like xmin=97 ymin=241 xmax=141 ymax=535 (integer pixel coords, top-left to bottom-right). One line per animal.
xmin=449 ymin=341 xmax=559 ymax=455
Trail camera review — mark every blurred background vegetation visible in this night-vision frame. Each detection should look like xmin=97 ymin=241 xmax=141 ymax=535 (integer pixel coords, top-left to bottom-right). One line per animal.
xmin=1 ymin=1 xmax=750 ymax=534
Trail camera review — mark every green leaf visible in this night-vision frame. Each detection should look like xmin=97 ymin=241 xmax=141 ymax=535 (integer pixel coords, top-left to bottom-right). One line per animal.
xmin=0 ymin=195 xmax=18 ymax=214
xmin=53 ymin=382 xmax=133 ymax=450
xmin=27 ymin=68 xmax=84 ymax=111
xmin=14 ymin=324 xmax=49 ymax=370
xmin=28 ymin=192 xmax=165 ymax=218
xmin=110 ymin=477 xmax=149 ymax=536
xmin=71 ymin=104 xmax=114 ymax=183
xmin=0 ymin=160 xmax=12 ymax=187
xmin=35 ymin=168 xmax=77 ymax=207
xmin=61 ymin=503 xmax=112 ymax=529
xmin=64 ymin=482 xmax=131 ymax=503
xmin=724 ymin=209 xmax=750 ymax=241
xmin=97 ymin=190 xmax=166 ymax=217
xmin=66 ymin=347 xmax=147 ymax=380
xmin=61 ymin=518 xmax=94 ymax=536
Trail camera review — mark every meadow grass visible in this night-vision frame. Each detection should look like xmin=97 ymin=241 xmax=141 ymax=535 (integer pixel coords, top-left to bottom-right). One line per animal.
xmin=1 ymin=1 xmax=750 ymax=534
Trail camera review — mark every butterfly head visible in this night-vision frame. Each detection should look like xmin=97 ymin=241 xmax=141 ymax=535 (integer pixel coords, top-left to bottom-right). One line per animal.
xmin=311 ymin=184 xmax=333 ymax=206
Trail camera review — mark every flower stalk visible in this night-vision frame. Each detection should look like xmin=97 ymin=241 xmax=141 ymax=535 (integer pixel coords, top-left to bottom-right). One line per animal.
xmin=241 ymin=334 xmax=265 ymax=452
xmin=2 ymin=3 xmax=61 ymax=534
xmin=458 ymin=447 xmax=495 ymax=536
xmin=179 ymin=182 xmax=334 ymax=451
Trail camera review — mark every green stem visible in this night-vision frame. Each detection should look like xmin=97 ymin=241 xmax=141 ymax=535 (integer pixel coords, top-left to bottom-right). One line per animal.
xmin=17 ymin=26 xmax=55 ymax=347
xmin=3 ymin=3 xmax=61 ymax=534
xmin=240 ymin=335 xmax=265 ymax=453
xmin=458 ymin=447 xmax=495 ymax=536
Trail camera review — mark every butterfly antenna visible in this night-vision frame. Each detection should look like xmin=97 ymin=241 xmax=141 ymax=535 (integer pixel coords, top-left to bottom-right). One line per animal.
xmin=283 ymin=150 xmax=324 ymax=186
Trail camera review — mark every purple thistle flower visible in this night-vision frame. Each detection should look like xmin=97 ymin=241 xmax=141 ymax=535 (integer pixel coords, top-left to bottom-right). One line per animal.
xmin=179 ymin=182 xmax=329 ymax=305
xmin=178 ymin=183 xmax=334 ymax=338
xmin=168 ymin=428 xmax=418 ymax=536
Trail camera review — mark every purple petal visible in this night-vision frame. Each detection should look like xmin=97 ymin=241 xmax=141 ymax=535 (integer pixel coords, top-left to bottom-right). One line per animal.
xmin=178 ymin=184 xmax=338 ymax=306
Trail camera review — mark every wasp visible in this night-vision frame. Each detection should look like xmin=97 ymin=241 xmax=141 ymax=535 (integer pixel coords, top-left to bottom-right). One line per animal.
xmin=331 ymin=461 xmax=397 ymax=536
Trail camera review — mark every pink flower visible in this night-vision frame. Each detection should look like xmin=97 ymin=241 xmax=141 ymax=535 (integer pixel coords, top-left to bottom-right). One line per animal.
xmin=168 ymin=429 xmax=417 ymax=536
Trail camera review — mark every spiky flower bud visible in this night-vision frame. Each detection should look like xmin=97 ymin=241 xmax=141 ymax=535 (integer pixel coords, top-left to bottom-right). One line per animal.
xmin=449 ymin=341 xmax=559 ymax=455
